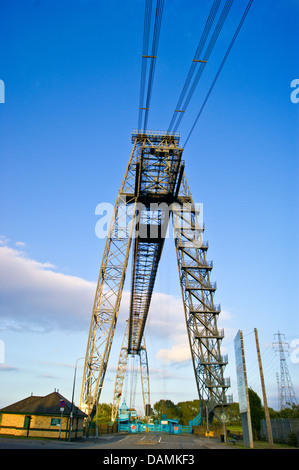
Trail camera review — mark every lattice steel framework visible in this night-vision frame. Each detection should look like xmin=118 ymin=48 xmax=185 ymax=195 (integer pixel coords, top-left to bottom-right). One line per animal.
xmin=111 ymin=321 xmax=150 ymax=422
xmin=273 ymin=331 xmax=297 ymax=410
xmin=80 ymin=130 xmax=232 ymax=423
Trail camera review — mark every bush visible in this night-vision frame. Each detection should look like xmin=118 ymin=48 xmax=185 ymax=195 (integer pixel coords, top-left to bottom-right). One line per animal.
xmin=288 ymin=433 xmax=297 ymax=447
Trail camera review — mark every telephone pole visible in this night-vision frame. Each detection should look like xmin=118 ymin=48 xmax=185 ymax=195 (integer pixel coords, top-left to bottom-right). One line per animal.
xmin=254 ymin=328 xmax=273 ymax=448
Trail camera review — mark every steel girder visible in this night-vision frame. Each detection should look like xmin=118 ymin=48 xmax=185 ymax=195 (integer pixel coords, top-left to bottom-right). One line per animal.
xmin=81 ymin=130 xmax=231 ymax=424
xmin=127 ymin=131 xmax=183 ymax=353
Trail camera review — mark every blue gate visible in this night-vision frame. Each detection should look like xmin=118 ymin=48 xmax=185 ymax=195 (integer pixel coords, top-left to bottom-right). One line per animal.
xmin=118 ymin=421 xmax=187 ymax=434
xmin=117 ymin=412 xmax=201 ymax=435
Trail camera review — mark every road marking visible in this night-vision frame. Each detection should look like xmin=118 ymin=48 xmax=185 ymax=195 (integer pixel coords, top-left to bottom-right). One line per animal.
xmin=116 ymin=435 xmax=130 ymax=442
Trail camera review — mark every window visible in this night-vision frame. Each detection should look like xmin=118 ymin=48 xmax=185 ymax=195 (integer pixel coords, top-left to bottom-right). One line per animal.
xmin=50 ymin=418 xmax=61 ymax=426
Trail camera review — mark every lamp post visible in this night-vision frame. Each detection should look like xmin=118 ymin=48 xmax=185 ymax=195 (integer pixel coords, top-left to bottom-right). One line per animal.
xmin=68 ymin=357 xmax=84 ymax=442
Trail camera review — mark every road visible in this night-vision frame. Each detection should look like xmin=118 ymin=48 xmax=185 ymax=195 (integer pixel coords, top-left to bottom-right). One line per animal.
xmin=0 ymin=433 xmax=234 ymax=450
xmin=84 ymin=433 xmax=232 ymax=450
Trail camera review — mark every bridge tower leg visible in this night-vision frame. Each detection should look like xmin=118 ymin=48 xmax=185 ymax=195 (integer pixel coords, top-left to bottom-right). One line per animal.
xmin=111 ymin=321 xmax=150 ymax=422
xmin=80 ymin=141 xmax=140 ymax=419
xmin=111 ymin=321 xmax=130 ymax=423
xmin=139 ymin=337 xmax=151 ymax=414
xmin=172 ymin=172 xmax=231 ymax=420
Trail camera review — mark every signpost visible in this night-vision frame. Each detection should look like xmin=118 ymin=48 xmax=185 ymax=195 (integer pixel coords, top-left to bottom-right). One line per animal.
xmin=234 ymin=330 xmax=254 ymax=448
xmin=59 ymin=400 xmax=65 ymax=439
xmin=145 ymin=404 xmax=151 ymax=433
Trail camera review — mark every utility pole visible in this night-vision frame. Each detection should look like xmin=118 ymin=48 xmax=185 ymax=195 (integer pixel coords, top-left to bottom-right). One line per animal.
xmin=254 ymin=328 xmax=273 ymax=448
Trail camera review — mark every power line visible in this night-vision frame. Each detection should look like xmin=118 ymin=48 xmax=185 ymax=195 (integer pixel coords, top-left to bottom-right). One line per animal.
xmin=184 ymin=0 xmax=254 ymax=147
xmin=138 ymin=0 xmax=165 ymax=131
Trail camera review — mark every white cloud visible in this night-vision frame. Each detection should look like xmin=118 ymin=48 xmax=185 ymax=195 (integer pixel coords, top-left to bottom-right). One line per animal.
xmin=15 ymin=241 xmax=26 ymax=247
xmin=149 ymin=297 xmax=233 ymax=365
xmin=0 ymin=242 xmax=185 ymax=337
xmin=0 ymin=236 xmax=10 ymax=245
xmin=0 ymin=243 xmax=95 ymax=332
xmin=0 ymin=363 xmax=19 ymax=372
xmin=156 ymin=339 xmax=191 ymax=365
xmin=0 ymin=239 xmax=233 ymax=369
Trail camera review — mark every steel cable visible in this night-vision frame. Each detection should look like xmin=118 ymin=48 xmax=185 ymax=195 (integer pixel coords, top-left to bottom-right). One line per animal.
xmin=143 ymin=0 xmax=165 ymax=130
xmin=138 ymin=0 xmax=153 ymax=130
xmin=184 ymin=0 xmax=254 ymax=147
xmin=168 ymin=0 xmax=222 ymax=132
xmin=172 ymin=0 xmax=234 ymax=132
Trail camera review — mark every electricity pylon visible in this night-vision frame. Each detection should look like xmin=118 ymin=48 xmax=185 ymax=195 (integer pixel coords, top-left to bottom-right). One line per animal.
xmin=80 ymin=130 xmax=232 ymax=424
xmin=273 ymin=331 xmax=297 ymax=409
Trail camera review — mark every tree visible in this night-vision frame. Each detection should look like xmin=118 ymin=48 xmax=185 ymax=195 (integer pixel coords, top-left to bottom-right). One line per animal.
xmin=269 ymin=404 xmax=299 ymax=419
xmin=280 ymin=405 xmax=299 ymax=419
xmin=94 ymin=403 xmax=112 ymax=423
xmin=153 ymin=400 xmax=179 ymax=420
xmin=226 ymin=402 xmax=241 ymax=426
xmin=176 ymin=400 xmax=200 ymax=425
xmin=248 ymin=388 xmax=265 ymax=434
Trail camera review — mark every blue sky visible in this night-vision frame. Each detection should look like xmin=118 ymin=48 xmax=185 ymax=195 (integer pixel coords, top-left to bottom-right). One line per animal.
xmin=0 ymin=0 xmax=298 ymax=414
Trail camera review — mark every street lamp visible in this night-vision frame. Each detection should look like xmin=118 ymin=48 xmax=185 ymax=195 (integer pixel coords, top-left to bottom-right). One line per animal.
xmin=68 ymin=356 xmax=84 ymax=442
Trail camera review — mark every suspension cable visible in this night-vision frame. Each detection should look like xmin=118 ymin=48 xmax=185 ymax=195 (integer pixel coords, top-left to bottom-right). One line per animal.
xmin=138 ymin=0 xmax=153 ymax=130
xmin=184 ymin=0 xmax=254 ymax=147
xmin=172 ymin=0 xmax=234 ymax=132
xmin=143 ymin=0 xmax=165 ymax=130
xmin=168 ymin=0 xmax=222 ymax=132
xmin=138 ymin=0 xmax=165 ymax=131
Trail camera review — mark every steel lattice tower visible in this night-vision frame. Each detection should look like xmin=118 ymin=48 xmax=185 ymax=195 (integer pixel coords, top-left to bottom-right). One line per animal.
xmin=80 ymin=130 xmax=232 ymax=424
xmin=273 ymin=331 xmax=297 ymax=410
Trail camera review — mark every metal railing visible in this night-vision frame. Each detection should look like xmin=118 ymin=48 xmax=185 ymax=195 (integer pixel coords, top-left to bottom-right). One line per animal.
xmin=201 ymin=354 xmax=228 ymax=365
xmin=196 ymin=327 xmax=224 ymax=339
xmin=205 ymin=377 xmax=231 ymax=388
xmin=132 ymin=129 xmax=180 ymax=138
xmin=186 ymin=280 xmax=217 ymax=290
xmin=190 ymin=303 xmax=221 ymax=313
xmin=182 ymin=259 xmax=213 ymax=269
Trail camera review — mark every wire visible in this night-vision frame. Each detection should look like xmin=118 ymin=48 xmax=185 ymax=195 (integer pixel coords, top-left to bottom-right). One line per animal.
xmin=143 ymin=0 xmax=165 ymax=130
xmin=138 ymin=0 xmax=165 ymax=131
xmin=168 ymin=0 xmax=222 ymax=132
xmin=138 ymin=0 xmax=153 ymax=130
xmin=169 ymin=0 xmax=234 ymax=133
xmin=184 ymin=0 xmax=254 ymax=147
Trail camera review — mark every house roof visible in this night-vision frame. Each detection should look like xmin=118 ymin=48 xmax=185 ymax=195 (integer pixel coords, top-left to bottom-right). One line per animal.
xmin=0 ymin=391 xmax=87 ymax=417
